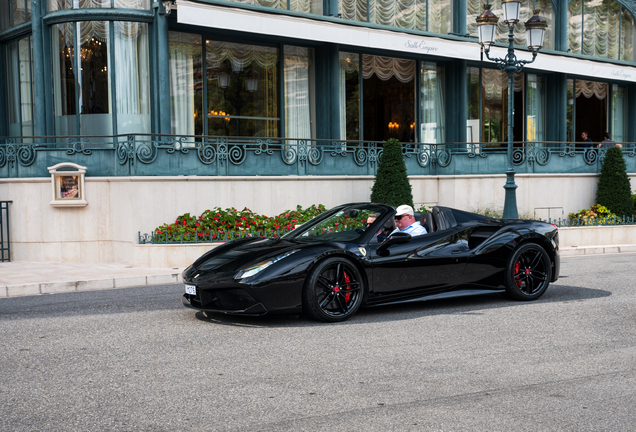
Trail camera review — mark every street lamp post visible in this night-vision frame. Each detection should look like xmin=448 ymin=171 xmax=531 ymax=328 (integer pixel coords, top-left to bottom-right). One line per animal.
xmin=476 ymin=2 xmax=547 ymax=219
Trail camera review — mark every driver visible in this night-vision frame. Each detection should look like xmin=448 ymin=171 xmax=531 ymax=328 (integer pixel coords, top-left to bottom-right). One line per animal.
xmin=390 ymin=205 xmax=427 ymax=236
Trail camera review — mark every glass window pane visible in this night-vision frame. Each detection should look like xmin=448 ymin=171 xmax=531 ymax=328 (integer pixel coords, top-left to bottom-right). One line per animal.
xmin=466 ymin=67 xmax=480 ymax=143
xmin=339 ymin=52 xmax=360 ymax=141
xmin=78 ymin=0 xmax=111 ymax=8
xmin=19 ymin=37 xmax=34 ymax=137
xmin=339 ymin=0 xmax=368 ymax=23
xmin=1 ymin=1 xmax=10 ymax=30
xmin=621 ymin=9 xmax=635 ymax=62
xmin=611 ymin=84 xmax=627 ymax=143
xmin=48 ymin=0 xmax=73 ymax=11
xmin=114 ymin=22 xmax=151 ymax=135
xmin=284 ymin=46 xmax=314 ymax=140
xmin=427 ymin=0 xmax=452 ymax=34
xmin=12 ymin=0 xmax=26 ymax=25
xmin=78 ymin=21 xmax=112 ymax=137
xmin=169 ymin=32 xmax=203 ymax=136
xmin=420 ymin=62 xmax=444 ymax=143
xmin=114 ymin=0 xmax=150 ymax=8
xmin=206 ymin=40 xmax=279 ymax=138
xmin=6 ymin=42 xmax=21 ymax=137
xmin=567 ymin=79 xmax=574 ymax=142
xmin=525 ymin=74 xmax=544 ymax=143
xmin=567 ymin=0 xmax=583 ymax=54
xmin=289 ymin=0 xmax=322 ymax=14
xmin=52 ymin=22 xmax=78 ymax=135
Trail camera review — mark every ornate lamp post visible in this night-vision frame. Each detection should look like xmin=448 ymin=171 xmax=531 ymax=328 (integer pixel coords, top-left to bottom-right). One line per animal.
xmin=476 ymin=2 xmax=547 ymax=219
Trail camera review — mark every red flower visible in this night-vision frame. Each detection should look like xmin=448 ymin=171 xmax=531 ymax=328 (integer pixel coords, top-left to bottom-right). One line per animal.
xmin=182 ymin=219 xmax=186 ymax=225
xmin=286 ymin=214 xmax=290 ymax=217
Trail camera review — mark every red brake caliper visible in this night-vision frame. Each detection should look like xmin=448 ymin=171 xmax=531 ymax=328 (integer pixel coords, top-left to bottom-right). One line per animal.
xmin=514 ymin=261 xmax=522 ymax=287
xmin=343 ymin=271 xmax=351 ymax=303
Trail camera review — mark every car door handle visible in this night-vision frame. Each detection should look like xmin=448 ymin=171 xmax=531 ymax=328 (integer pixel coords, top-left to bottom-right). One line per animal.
xmin=451 ymin=249 xmax=462 ymax=254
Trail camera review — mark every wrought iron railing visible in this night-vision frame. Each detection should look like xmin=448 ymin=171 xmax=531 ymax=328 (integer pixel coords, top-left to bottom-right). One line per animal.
xmin=2 ymin=135 xmax=635 ymax=178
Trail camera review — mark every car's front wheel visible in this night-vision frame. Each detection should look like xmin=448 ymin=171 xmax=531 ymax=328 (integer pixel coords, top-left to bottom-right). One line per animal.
xmin=505 ymin=243 xmax=552 ymax=300
xmin=303 ymin=258 xmax=365 ymax=322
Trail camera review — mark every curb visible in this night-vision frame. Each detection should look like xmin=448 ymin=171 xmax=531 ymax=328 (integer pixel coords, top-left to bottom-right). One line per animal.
xmin=560 ymin=244 xmax=636 ymax=256
xmin=1 ymin=273 xmax=183 ymax=298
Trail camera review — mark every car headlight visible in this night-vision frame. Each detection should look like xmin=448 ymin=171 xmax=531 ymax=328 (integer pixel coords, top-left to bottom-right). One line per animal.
xmin=234 ymin=250 xmax=299 ymax=279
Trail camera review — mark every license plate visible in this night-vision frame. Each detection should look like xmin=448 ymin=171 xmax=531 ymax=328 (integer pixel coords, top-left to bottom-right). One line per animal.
xmin=185 ymin=284 xmax=196 ymax=295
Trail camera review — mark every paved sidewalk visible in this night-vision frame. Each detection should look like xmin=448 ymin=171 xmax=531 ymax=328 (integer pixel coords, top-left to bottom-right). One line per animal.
xmin=0 ymin=262 xmax=184 ymax=298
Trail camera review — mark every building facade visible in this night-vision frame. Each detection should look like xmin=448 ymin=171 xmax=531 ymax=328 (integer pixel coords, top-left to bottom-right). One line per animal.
xmin=1 ymin=0 xmax=636 ymax=263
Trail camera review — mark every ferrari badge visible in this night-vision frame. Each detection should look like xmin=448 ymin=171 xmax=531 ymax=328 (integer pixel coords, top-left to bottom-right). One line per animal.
xmin=359 ymin=247 xmax=367 ymax=256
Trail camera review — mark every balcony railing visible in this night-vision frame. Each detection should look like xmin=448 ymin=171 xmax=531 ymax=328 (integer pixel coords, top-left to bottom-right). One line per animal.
xmin=1 ymin=135 xmax=635 ymax=178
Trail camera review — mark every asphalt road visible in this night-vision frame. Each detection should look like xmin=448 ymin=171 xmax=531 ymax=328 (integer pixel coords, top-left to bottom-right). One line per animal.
xmin=1 ymin=253 xmax=635 ymax=432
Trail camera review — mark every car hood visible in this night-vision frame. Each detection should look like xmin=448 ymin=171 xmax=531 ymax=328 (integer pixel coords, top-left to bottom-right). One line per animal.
xmin=189 ymin=237 xmax=305 ymax=275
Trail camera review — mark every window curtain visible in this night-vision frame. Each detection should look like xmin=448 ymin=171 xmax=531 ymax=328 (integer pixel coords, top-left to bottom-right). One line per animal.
xmin=526 ymin=74 xmax=545 ymax=143
xmin=362 ymin=55 xmax=414 ymax=83
xmin=169 ymin=32 xmax=201 ymax=136
xmin=227 ymin=0 xmax=320 ymax=13
xmin=467 ymin=0 xmax=554 ymax=49
xmin=611 ymin=84 xmax=627 ymax=143
xmin=575 ymin=80 xmax=608 ymax=99
xmin=114 ymin=22 xmax=150 ymax=135
xmin=420 ymin=62 xmax=445 ymax=143
xmin=568 ymin=0 xmax=622 ymax=60
xmin=284 ymin=46 xmax=312 ymax=141
xmin=340 ymin=0 xmax=451 ymax=33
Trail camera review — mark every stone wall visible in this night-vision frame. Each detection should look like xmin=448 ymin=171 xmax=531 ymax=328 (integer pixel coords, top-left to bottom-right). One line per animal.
xmin=1 ymin=173 xmax=633 ymax=264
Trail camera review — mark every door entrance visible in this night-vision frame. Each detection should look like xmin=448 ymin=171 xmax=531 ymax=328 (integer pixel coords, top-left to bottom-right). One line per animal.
xmin=362 ymin=56 xmax=415 ymax=143
xmin=573 ymin=80 xmax=608 ymax=143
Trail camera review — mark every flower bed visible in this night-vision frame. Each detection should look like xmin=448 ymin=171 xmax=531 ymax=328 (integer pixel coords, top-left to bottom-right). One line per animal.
xmin=149 ymin=205 xmax=328 ymax=243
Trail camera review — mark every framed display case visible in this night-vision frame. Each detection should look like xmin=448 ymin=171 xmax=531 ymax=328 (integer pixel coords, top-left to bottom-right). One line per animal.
xmin=47 ymin=163 xmax=88 ymax=208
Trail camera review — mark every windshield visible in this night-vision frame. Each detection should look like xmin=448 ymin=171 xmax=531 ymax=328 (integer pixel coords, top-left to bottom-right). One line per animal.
xmin=282 ymin=204 xmax=391 ymax=242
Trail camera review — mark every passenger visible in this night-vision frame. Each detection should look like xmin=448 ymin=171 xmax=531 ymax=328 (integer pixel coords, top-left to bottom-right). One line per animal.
xmin=366 ymin=212 xmax=387 ymax=242
xmin=390 ymin=205 xmax=427 ymax=236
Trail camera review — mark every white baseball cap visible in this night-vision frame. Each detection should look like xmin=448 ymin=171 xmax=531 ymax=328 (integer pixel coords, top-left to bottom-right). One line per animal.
xmin=395 ymin=205 xmax=414 ymax=217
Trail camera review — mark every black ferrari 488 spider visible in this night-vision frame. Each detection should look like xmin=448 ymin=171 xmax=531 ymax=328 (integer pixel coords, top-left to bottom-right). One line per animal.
xmin=182 ymin=203 xmax=559 ymax=322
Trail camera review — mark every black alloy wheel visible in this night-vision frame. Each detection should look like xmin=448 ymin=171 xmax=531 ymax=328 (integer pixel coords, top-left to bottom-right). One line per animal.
xmin=504 ymin=243 xmax=552 ymax=300
xmin=303 ymin=257 xmax=365 ymax=322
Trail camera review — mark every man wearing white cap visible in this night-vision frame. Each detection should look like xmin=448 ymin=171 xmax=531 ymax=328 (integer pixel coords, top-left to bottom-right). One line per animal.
xmin=390 ymin=204 xmax=427 ymax=236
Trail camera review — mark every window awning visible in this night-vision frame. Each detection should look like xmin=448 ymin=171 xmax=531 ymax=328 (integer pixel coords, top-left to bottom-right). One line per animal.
xmin=177 ymin=0 xmax=636 ymax=83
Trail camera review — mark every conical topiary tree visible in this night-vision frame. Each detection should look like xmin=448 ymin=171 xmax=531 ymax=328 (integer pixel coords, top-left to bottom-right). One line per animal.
xmin=370 ymin=138 xmax=414 ymax=207
xmin=596 ymin=146 xmax=633 ymax=217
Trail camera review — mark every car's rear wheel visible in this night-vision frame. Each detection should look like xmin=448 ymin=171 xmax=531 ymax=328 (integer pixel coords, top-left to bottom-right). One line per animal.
xmin=303 ymin=258 xmax=365 ymax=322
xmin=505 ymin=243 xmax=552 ymax=300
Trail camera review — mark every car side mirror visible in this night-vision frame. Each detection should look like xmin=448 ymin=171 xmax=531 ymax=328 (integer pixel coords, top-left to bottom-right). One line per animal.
xmin=377 ymin=231 xmax=412 ymax=255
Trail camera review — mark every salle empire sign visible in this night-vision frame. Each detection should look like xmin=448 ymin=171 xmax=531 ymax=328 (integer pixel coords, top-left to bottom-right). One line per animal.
xmin=404 ymin=39 xmax=439 ymax=54
xmin=611 ymin=69 xmax=633 ymax=80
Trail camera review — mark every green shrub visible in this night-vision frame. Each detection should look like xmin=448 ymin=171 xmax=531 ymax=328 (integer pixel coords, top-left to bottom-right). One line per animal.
xmin=632 ymin=193 xmax=636 ymax=216
xmin=596 ymin=147 xmax=633 ymax=217
xmin=370 ymin=138 xmax=414 ymax=207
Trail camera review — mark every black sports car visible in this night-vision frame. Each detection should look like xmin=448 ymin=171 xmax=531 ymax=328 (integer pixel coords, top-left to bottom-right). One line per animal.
xmin=182 ymin=203 xmax=560 ymax=322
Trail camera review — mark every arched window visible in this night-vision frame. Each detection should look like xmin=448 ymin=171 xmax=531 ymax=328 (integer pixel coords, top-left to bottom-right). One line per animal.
xmin=467 ymin=0 xmax=555 ymax=50
xmin=567 ymin=0 xmax=635 ymax=61
xmin=339 ymin=0 xmax=453 ymax=34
